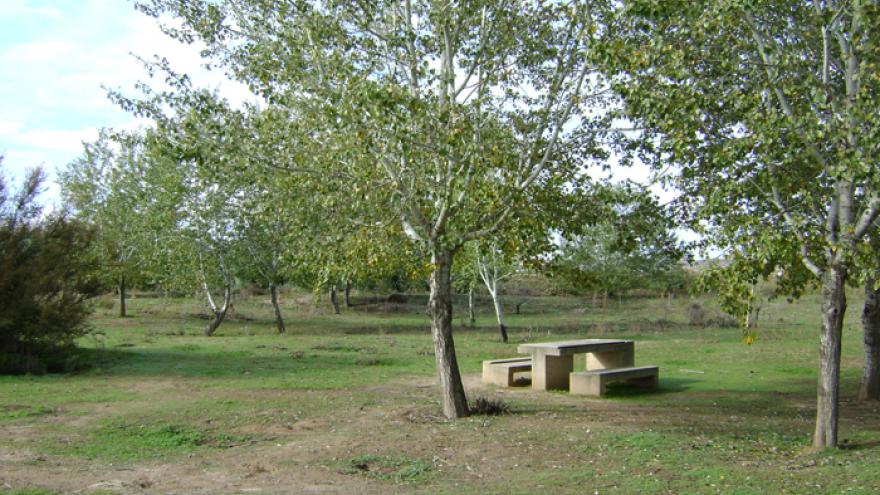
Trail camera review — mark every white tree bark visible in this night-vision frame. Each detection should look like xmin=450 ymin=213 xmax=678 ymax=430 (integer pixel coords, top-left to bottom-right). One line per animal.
xmin=478 ymin=252 xmax=510 ymax=343
xmin=468 ymin=286 xmax=476 ymax=326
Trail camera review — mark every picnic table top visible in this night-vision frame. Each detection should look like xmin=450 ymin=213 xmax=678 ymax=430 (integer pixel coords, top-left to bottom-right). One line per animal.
xmin=517 ymin=339 xmax=633 ymax=356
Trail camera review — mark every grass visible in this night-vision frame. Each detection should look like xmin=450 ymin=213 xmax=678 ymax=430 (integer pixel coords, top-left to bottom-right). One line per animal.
xmin=49 ymin=419 xmax=256 ymax=462
xmin=338 ymin=455 xmax=435 ymax=484
xmin=1 ymin=288 xmax=879 ymax=494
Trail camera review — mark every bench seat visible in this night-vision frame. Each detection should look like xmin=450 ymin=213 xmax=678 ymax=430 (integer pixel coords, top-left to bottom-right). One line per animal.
xmin=482 ymin=358 xmax=532 ymax=387
xmin=570 ymin=366 xmax=659 ymax=396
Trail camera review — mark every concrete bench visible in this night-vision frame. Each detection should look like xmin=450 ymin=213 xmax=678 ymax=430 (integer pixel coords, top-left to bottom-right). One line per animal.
xmin=482 ymin=358 xmax=532 ymax=387
xmin=570 ymin=366 xmax=659 ymax=396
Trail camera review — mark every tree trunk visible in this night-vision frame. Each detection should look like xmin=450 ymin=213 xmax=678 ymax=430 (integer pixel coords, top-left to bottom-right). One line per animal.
xmin=860 ymin=278 xmax=880 ymax=401
xmin=429 ymin=249 xmax=469 ymax=419
xmin=204 ymin=285 xmax=232 ymax=337
xmin=488 ymin=289 xmax=508 ymax=343
xmin=814 ymin=265 xmax=847 ymax=448
xmin=118 ymin=274 xmax=126 ymax=318
xmin=330 ymin=284 xmax=340 ymax=314
xmin=269 ymin=283 xmax=286 ymax=335
xmin=204 ymin=308 xmax=228 ymax=336
xmin=344 ymin=281 xmax=352 ymax=308
xmin=468 ymin=286 xmax=476 ymax=326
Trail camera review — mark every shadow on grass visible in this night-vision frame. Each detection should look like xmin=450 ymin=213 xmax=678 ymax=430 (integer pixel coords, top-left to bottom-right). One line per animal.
xmin=77 ymin=347 xmax=403 ymax=384
xmin=604 ymin=376 xmax=702 ymax=397
xmin=657 ymin=377 xmax=698 ymax=394
xmin=839 ymin=439 xmax=880 ymax=451
xmin=342 ymin=326 xmax=431 ymax=335
xmin=584 ymin=376 xmax=879 ymax=436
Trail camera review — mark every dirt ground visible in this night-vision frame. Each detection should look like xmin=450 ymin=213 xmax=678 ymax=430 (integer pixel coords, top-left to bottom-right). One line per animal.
xmin=5 ymin=368 xmax=880 ymax=495
xmin=0 ymin=372 xmax=668 ymax=495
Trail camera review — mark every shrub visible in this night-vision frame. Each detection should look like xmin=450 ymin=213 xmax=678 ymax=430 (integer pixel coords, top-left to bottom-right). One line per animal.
xmin=687 ymin=303 xmax=706 ymax=327
xmin=0 ymin=164 xmax=102 ymax=373
xmin=686 ymin=302 xmax=739 ymax=328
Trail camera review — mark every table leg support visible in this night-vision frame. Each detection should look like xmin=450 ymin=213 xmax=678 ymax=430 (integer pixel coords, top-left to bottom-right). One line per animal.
xmin=532 ymin=354 xmax=573 ymax=390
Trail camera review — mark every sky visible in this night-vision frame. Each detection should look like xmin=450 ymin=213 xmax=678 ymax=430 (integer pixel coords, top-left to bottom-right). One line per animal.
xmin=0 ymin=0 xmax=247 ymax=201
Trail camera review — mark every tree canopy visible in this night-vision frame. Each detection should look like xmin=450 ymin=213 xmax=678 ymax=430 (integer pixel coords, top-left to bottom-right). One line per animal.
xmin=551 ymin=184 xmax=684 ymax=299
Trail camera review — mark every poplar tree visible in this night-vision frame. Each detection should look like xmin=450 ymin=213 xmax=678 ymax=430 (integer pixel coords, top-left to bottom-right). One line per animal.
xmin=614 ymin=0 xmax=880 ymax=447
xmin=136 ymin=0 xmax=614 ymax=418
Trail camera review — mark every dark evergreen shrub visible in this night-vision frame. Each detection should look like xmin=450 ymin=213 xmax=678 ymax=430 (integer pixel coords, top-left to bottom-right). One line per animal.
xmin=0 ymin=163 xmax=101 ymax=373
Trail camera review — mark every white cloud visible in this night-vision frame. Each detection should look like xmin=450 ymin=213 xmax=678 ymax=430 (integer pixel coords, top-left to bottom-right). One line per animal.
xmin=0 ymin=119 xmax=23 ymax=135
xmin=2 ymin=149 xmax=46 ymax=168
xmin=14 ymin=128 xmax=98 ymax=155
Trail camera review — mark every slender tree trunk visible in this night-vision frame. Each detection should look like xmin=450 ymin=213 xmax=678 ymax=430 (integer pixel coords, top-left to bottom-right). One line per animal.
xmin=429 ymin=249 xmax=469 ymax=419
xmin=344 ymin=281 xmax=352 ymax=308
xmin=269 ymin=283 xmax=286 ymax=335
xmin=814 ymin=265 xmax=847 ymax=448
xmin=488 ymin=289 xmax=508 ymax=343
xmin=204 ymin=308 xmax=228 ymax=336
xmin=118 ymin=274 xmax=126 ymax=318
xmin=204 ymin=285 xmax=232 ymax=337
xmin=468 ymin=286 xmax=476 ymax=326
xmin=330 ymin=284 xmax=340 ymax=314
xmin=860 ymin=278 xmax=880 ymax=401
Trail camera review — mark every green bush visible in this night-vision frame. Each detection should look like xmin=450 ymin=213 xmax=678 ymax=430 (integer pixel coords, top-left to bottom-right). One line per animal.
xmin=0 ymin=163 xmax=102 ymax=374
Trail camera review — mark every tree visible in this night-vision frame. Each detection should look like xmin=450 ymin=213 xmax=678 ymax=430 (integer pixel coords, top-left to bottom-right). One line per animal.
xmin=452 ymin=249 xmax=481 ymax=327
xmin=136 ymin=0 xmax=615 ymax=418
xmin=98 ymin=92 xmax=246 ymax=336
xmin=316 ymin=229 xmax=429 ymax=313
xmin=63 ymin=121 xmax=244 ymax=336
xmin=859 ymin=234 xmax=880 ymax=400
xmin=230 ymin=106 xmax=329 ymax=333
xmin=550 ymin=185 xmax=683 ymax=302
xmin=0 ymin=160 xmax=101 ymax=373
xmin=554 ymin=224 xmax=637 ymax=304
xmin=613 ymin=0 xmax=880 ymax=447
xmin=147 ymin=94 xmax=252 ymax=336
xmin=109 ymin=71 xmax=361 ymax=336
xmin=456 ymin=242 xmax=520 ymax=343
xmin=109 ymin=68 xmax=306 ymax=336
xmin=476 ymin=246 xmax=517 ymax=343
xmin=61 ymin=130 xmax=154 ymax=317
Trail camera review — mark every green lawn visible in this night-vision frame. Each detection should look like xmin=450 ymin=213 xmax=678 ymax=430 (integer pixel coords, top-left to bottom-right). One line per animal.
xmin=1 ymin=290 xmax=878 ymax=494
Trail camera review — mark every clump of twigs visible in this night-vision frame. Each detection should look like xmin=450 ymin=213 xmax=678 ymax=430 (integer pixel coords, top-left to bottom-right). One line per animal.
xmin=470 ymin=397 xmax=511 ymax=416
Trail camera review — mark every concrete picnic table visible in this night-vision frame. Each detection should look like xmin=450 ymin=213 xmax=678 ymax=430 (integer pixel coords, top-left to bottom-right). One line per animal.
xmin=517 ymin=339 xmax=635 ymax=390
